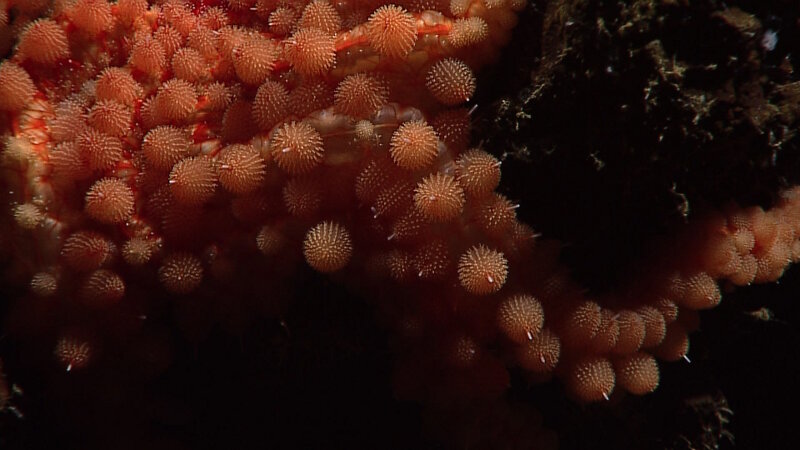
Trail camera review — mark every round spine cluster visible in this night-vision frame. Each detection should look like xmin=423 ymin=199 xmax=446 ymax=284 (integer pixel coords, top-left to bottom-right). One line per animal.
xmin=455 ymin=149 xmax=501 ymax=197
xmin=426 ymin=58 xmax=476 ymax=105
xmin=216 ymin=144 xmax=267 ymax=195
xmin=334 ymin=74 xmax=389 ymax=119
xmin=232 ymin=35 xmax=278 ymax=85
xmin=88 ymin=100 xmax=132 ymax=137
xmin=54 ymin=336 xmax=92 ymax=372
xmin=413 ymin=173 xmax=465 ymax=222
xmin=84 ymin=178 xmax=135 ymax=224
xmin=299 ymin=0 xmax=342 ymax=34
xmin=458 ymin=245 xmax=509 ymax=295
xmin=13 ymin=203 xmax=44 ymax=230
xmin=61 ymin=231 xmax=115 ymax=272
xmin=79 ymin=270 xmax=126 ymax=306
xmin=169 ymin=157 xmax=218 ymax=206
xmin=142 ymin=126 xmax=192 ymax=171
xmin=0 ymin=61 xmax=35 ymax=111
xmin=303 ymin=222 xmax=353 ymax=273
xmin=77 ymin=127 xmax=124 ymax=171
xmin=17 ymin=19 xmax=70 ymax=65
xmin=95 ymin=68 xmax=141 ymax=104
xmin=497 ymin=295 xmax=544 ymax=344
xmin=366 ymin=5 xmax=417 ymax=58
xmin=285 ymin=27 xmax=336 ymax=76
xmin=158 ymin=253 xmax=204 ymax=294
xmin=172 ymin=48 xmax=207 ymax=83
xmin=253 ymin=81 xmax=290 ymax=130
xmin=271 ymin=121 xmax=325 ymax=175
xmin=390 ymin=120 xmax=439 ymax=170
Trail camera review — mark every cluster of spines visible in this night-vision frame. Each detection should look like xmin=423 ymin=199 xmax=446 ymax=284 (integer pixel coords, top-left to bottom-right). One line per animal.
xmin=1 ymin=0 xmax=510 ymax=372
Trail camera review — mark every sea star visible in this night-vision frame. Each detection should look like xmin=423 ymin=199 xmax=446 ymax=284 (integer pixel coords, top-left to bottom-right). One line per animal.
xmin=1 ymin=1 xmax=799 ymax=448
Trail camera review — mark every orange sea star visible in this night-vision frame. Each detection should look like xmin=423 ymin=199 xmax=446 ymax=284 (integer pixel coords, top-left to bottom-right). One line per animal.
xmin=1 ymin=0 xmax=799 ymax=448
